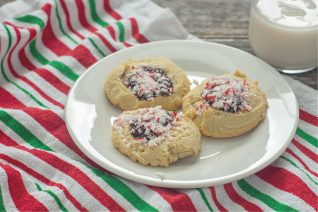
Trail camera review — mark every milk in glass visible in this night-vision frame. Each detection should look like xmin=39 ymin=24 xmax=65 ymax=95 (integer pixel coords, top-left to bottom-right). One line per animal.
xmin=249 ymin=0 xmax=318 ymax=73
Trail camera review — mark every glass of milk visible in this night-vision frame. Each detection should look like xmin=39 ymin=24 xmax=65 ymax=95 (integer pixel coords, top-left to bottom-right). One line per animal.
xmin=249 ymin=0 xmax=318 ymax=74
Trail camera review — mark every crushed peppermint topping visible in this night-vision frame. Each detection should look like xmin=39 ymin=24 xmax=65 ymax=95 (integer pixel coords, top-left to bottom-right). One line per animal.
xmin=113 ymin=106 xmax=181 ymax=146
xmin=123 ymin=66 xmax=174 ymax=100
xmin=197 ymin=76 xmax=252 ymax=114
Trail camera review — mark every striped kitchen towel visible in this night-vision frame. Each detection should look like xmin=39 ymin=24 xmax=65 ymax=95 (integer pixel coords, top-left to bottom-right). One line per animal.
xmin=0 ymin=0 xmax=317 ymax=211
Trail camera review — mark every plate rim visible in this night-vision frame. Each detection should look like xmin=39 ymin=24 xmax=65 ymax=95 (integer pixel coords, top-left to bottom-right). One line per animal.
xmin=65 ymin=40 xmax=299 ymax=188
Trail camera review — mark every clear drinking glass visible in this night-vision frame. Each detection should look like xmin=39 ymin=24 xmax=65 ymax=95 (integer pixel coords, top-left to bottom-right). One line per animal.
xmin=248 ymin=0 xmax=318 ymax=74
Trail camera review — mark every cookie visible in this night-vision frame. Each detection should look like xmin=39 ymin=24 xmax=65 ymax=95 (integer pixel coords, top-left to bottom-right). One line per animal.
xmin=112 ymin=106 xmax=201 ymax=167
xmin=182 ymin=71 xmax=268 ymax=138
xmin=104 ymin=58 xmax=190 ymax=111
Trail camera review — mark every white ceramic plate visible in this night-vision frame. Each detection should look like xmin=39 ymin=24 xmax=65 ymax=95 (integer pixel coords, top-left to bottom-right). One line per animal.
xmin=65 ymin=40 xmax=298 ymax=188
